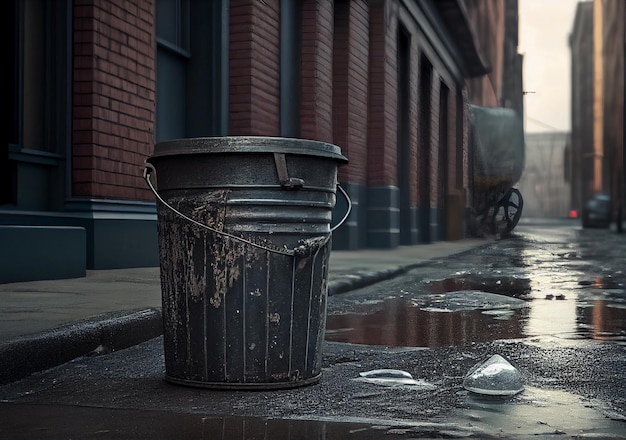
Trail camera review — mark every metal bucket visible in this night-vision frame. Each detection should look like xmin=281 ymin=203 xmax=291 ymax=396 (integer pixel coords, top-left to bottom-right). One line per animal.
xmin=144 ymin=137 xmax=348 ymax=389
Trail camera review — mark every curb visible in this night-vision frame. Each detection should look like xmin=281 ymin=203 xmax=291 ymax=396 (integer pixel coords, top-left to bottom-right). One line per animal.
xmin=0 ymin=265 xmax=397 ymax=386
xmin=328 ymin=265 xmax=419 ymax=296
xmin=0 ymin=308 xmax=162 ymax=386
xmin=0 ymin=265 xmax=406 ymax=386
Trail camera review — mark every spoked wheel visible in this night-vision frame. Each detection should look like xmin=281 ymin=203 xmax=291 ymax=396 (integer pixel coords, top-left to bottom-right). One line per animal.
xmin=492 ymin=188 xmax=523 ymax=236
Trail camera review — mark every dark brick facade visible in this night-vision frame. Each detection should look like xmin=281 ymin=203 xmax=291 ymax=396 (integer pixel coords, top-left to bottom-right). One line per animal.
xmin=300 ymin=0 xmax=335 ymax=143
xmin=229 ymin=0 xmax=280 ymax=135
xmin=73 ymin=0 xmax=156 ymax=202
xmin=5 ymin=0 xmax=516 ymax=280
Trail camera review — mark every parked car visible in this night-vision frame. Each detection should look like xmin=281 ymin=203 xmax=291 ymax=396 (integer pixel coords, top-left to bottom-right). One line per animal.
xmin=581 ymin=194 xmax=611 ymax=228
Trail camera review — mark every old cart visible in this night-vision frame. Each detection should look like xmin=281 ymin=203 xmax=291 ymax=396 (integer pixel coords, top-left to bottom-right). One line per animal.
xmin=468 ymin=105 xmax=525 ymax=237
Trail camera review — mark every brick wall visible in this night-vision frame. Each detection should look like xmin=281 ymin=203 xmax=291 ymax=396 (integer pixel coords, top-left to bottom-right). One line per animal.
xmin=300 ymin=0 xmax=334 ymax=143
xmin=464 ymin=0 xmax=505 ymax=106
xmin=66 ymin=0 xmax=489 ymax=243
xmin=333 ymin=0 xmax=369 ymax=184
xmin=229 ymin=0 xmax=280 ymax=135
xmin=72 ymin=0 xmax=156 ymax=201
xmin=367 ymin=1 xmax=398 ymax=187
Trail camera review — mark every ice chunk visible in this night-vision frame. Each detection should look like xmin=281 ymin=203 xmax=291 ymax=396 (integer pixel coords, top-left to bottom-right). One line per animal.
xmin=359 ymin=369 xmax=414 ymax=379
xmin=357 ymin=369 xmax=436 ymax=389
xmin=463 ymin=354 xmax=523 ymax=396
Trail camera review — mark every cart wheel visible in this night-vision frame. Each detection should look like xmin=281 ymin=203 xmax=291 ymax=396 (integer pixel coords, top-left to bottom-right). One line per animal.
xmin=492 ymin=188 xmax=523 ymax=235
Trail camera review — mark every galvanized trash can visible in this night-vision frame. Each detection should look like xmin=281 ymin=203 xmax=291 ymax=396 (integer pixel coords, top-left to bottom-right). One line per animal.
xmin=144 ymin=137 xmax=349 ymax=389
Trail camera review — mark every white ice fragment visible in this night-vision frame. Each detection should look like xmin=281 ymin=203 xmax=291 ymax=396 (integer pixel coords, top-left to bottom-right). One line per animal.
xmin=357 ymin=369 xmax=436 ymax=389
xmin=359 ymin=369 xmax=413 ymax=379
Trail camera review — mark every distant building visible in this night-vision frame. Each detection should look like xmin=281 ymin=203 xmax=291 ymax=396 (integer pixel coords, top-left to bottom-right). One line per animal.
xmin=568 ymin=0 xmax=625 ymax=223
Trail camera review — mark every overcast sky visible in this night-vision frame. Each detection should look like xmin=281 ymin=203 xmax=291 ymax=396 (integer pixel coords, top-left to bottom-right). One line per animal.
xmin=518 ymin=0 xmax=583 ymax=133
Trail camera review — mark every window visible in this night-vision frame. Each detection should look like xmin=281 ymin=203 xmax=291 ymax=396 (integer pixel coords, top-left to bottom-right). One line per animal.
xmin=156 ymin=0 xmax=228 ymax=142
xmin=156 ymin=0 xmax=190 ymax=142
xmin=4 ymin=0 xmax=70 ymax=209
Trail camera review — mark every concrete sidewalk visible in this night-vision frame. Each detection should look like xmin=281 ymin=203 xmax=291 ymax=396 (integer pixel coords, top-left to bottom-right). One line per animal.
xmin=0 ymin=238 xmax=488 ymax=385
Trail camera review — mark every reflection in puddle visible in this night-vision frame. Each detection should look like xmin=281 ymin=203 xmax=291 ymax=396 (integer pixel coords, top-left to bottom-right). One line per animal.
xmin=325 ymin=296 xmax=528 ymax=347
xmin=0 ymin=403 xmax=410 ymax=440
xmin=326 ymin=221 xmax=626 ymax=347
xmin=457 ymin=386 xmax=626 ymax=438
xmin=578 ymin=300 xmax=626 ymax=342
xmin=523 ymin=291 xmax=579 ymax=340
xmin=326 ymin=287 xmax=626 ymax=347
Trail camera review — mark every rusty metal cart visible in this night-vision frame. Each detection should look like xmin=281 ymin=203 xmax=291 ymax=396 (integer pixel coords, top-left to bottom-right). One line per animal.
xmin=468 ymin=105 xmax=525 ymax=237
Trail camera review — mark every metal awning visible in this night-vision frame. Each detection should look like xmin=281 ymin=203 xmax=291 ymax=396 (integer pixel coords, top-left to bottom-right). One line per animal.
xmin=432 ymin=0 xmax=490 ymax=77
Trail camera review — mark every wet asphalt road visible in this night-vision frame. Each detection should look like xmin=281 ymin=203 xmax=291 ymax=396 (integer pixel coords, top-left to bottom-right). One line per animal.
xmin=326 ymin=218 xmax=626 ymax=346
xmin=1 ymin=219 xmax=625 ymax=439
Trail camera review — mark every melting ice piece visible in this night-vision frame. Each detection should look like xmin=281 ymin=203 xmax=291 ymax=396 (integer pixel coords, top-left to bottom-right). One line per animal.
xmin=359 ymin=369 xmax=414 ymax=379
xmin=463 ymin=354 xmax=524 ymax=396
xmin=357 ymin=369 xmax=436 ymax=389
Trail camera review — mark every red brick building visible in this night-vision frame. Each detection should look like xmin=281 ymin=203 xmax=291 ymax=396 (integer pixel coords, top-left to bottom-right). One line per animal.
xmin=3 ymin=0 xmax=520 ymax=282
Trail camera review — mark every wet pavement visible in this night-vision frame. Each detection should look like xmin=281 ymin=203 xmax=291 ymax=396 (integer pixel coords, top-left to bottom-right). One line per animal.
xmin=327 ymin=221 xmax=626 ymax=347
xmin=1 ymin=335 xmax=624 ymax=438
xmin=1 ymin=219 xmax=625 ymax=438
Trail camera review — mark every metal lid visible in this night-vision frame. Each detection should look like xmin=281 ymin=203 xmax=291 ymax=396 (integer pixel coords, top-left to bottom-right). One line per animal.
xmin=149 ymin=136 xmax=348 ymax=163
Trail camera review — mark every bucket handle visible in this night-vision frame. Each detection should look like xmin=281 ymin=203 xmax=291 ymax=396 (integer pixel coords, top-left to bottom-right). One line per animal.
xmin=143 ymin=163 xmax=351 ymax=257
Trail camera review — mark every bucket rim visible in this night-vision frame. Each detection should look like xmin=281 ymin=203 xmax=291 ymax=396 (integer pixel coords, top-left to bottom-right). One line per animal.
xmin=148 ymin=136 xmax=348 ymax=163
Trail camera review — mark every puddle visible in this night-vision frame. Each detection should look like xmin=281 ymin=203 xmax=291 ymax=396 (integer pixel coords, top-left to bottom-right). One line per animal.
xmin=455 ymin=386 xmax=626 ymax=438
xmin=326 ymin=276 xmax=626 ymax=347
xmin=326 ymin=224 xmax=626 ymax=348
xmin=576 ymin=300 xmax=626 ymax=342
xmin=6 ymin=399 xmax=621 ymax=440
xmin=0 ymin=403 xmax=420 ymax=440
xmin=325 ymin=295 xmax=529 ymax=347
